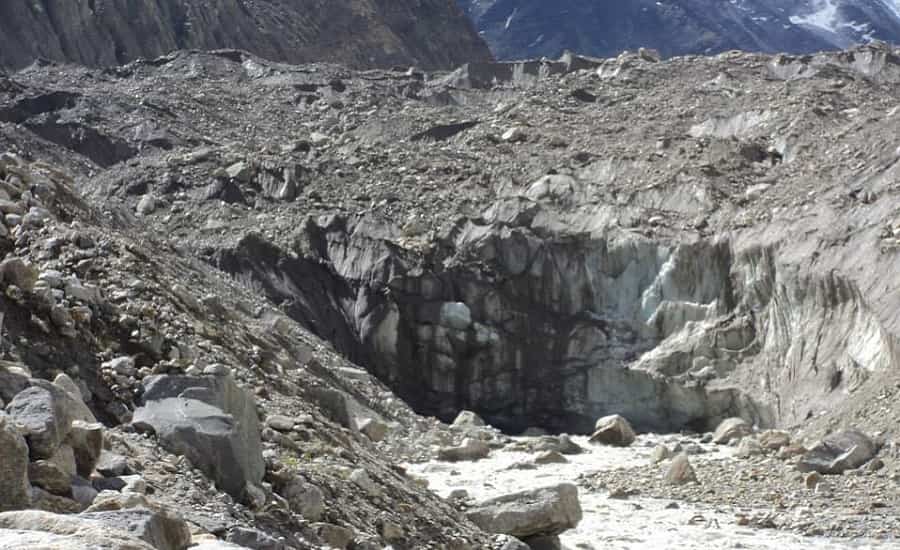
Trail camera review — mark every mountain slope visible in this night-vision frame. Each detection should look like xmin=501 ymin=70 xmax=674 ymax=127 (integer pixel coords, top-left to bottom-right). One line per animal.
xmin=0 ymin=0 xmax=492 ymax=70
xmin=458 ymin=0 xmax=900 ymax=60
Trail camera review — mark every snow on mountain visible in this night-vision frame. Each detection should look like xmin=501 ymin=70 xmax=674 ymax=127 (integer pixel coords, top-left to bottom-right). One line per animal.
xmin=457 ymin=0 xmax=900 ymax=60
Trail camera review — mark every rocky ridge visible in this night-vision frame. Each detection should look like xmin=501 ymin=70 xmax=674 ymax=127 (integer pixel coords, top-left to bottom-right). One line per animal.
xmin=0 ymin=0 xmax=492 ymax=71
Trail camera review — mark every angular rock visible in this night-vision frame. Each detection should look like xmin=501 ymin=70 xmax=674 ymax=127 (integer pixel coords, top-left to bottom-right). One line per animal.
xmin=651 ymin=444 xmax=672 ymax=464
xmin=96 ymin=450 xmax=130 ymax=477
xmin=311 ymin=523 xmax=353 ymax=549
xmin=5 ymin=382 xmax=84 ymax=459
xmin=132 ymin=374 xmax=264 ymax=503
xmin=0 ymin=413 xmax=30 ymax=511
xmin=534 ymin=451 xmax=568 ymax=465
xmin=80 ymin=508 xmax=192 ymax=550
xmin=28 ymin=460 xmax=72 ymax=496
xmin=67 ymin=421 xmax=104 ymax=477
xmin=227 ymin=526 xmax=284 ymax=550
xmin=0 ymin=257 xmax=38 ymax=292
xmin=0 ymin=366 xmax=30 ymax=403
xmin=758 ymin=430 xmax=791 ymax=451
xmin=664 ymin=453 xmax=698 ymax=485
xmin=265 ymin=415 xmax=295 ymax=432
xmin=53 ymin=373 xmax=84 ymax=401
xmin=555 ymin=434 xmax=583 ymax=455
xmin=589 ymin=414 xmax=636 ymax=447
xmin=280 ymin=478 xmax=324 ymax=521
xmin=0 ymin=510 xmax=157 ymax=549
xmin=451 ymin=410 xmax=486 ymax=429
xmin=712 ymin=417 xmax=751 ymax=444
xmin=736 ymin=437 xmax=764 ymax=458
xmin=357 ymin=417 xmax=388 ymax=442
xmin=797 ymin=429 xmax=878 ymax=475
xmin=437 ymin=438 xmax=490 ymax=462
xmin=467 ymin=483 xmax=582 ymax=538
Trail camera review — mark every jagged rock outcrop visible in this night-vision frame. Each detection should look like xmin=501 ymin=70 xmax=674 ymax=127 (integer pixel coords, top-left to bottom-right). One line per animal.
xmin=467 ymin=483 xmax=582 ymax=539
xmin=0 ymin=0 xmax=491 ymax=71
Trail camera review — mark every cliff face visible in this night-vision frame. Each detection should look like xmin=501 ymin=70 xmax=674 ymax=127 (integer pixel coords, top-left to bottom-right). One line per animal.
xmin=0 ymin=0 xmax=492 ymax=70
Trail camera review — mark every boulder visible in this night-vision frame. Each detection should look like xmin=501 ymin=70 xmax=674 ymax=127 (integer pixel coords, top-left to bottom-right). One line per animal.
xmin=28 ymin=460 xmax=72 ymax=496
xmin=589 ymin=415 xmax=635 ymax=447
xmin=451 ymin=410 xmax=486 ymax=429
xmin=310 ymin=523 xmax=353 ymax=549
xmin=437 ymin=438 xmax=490 ymax=462
xmin=5 ymin=380 xmax=92 ymax=459
xmin=735 ymin=437 xmax=764 ymax=458
xmin=280 ymin=479 xmax=324 ymax=521
xmin=30 ymin=487 xmax=83 ymax=514
xmin=0 ymin=413 xmax=30 ymax=511
xmin=132 ymin=374 xmax=264 ymax=503
xmin=758 ymin=430 xmax=791 ymax=451
xmin=227 ymin=526 xmax=284 ymax=550
xmin=67 ymin=421 xmax=104 ymax=477
xmin=796 ymin=429 xmax=878 ymax=475
xmin=96 ymin=450 xmax=130 ymax=477
xmin=357 ymin=417 xmax=388 ymax=442
xmin=80 ymin=508 xmax=192 ymax=550
xmin=466 ymin=483 xmax=582 ymax=538
xmin=650 ymin=444 xmax=671 ymax=464
xmin=555 ymin=434 xmax=583 ymax=455
xmin=0 ymin=257 xmax=38 ymax=292
xmin=712 ymin=417 xmax=751 ymax=444
xmin=664 ymin=453 xmax=697 ymax=485
xmin=533 ymin=451 xmax=568 ymax=465
xmin=0 ymin=510 xmax=156 ymax=550
xmin=0 ymin=366 xmax=30 ymax=403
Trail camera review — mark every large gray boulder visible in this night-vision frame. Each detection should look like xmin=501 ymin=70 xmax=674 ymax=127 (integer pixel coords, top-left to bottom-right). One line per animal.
xmin=0 ymin=413 xmax=30 ymax=511
xmin=5 ymin=379 xmax=93 ymax=460
xmin=132 ymin=374 xmax=264 ymax=503
xmin=589 ymin=414 xmax=636 ymax=447
xmin=0 ymin=510 xmax=156 ymax=550
xmin=79 ymin=508 xmax=192 ymax=550
xmin=712 ymin=417 xmax=751 ymax=444
xmin=797 ymin=429 xmax=878 ymax=475
xmin=437 ymin=438 xmax=490 ymax=462
xmin=467 ymin=483 xmax=582 ymax=539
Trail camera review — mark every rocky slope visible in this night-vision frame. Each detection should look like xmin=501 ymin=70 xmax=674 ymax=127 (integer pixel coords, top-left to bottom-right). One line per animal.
xmin=0 ymin=42 xmax=899 ymax=548
xmin=457 ymin=0 xmax=900 ymax=60
xmin=0 ymin=0 xmax=492 ymax=71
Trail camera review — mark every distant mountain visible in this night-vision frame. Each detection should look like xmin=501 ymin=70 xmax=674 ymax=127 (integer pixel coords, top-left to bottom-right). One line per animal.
xmin=0 ymin=0 xmax=492 ymax=71
xmin=457 ymin=0 xmax=900 ymax=60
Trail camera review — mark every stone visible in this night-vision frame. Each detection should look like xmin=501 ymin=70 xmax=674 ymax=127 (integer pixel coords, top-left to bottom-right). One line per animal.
xmin=439 ymin=302 xmax=472 ymax=330
xmin=136 ymin=194 xmax=157 ymax=215
xmin=534 ymin=451 xmax=568 ymax=465
xmin=664 ymin=454 xmax=697 ymax=485
xmin=85 ymin=491 xmax=151 ymax=513
xmin=466 ymin=483 xmax=582 ymax=538
xmin=0 ymin=510 xmax=156 ymax=549
xmin=496 ymin=535 xmax=531 ymax=550
xmin=0 ymin=414 xmax=30 ymax=511
xmin=501 ymin=127 xmax=527 ymax=143
xmin=280 ymin=479 xmax=324 ymax=521
xmin=53 ymin=374 xmax=83 ymax=401
xmin=226 ymin=161 xmax=254 ymax=182
xmin=104 ymin=357 xmax=137 ymax=378
xmin=96 ymin=450 xmax=130 ymax=477
xmin=5 ymin=381 xmax=88 ymax=459
xmin=712 ymin=417 xmax=751 ymax=444
xmin=28 ymin=460 xmax=72 ymax=496
xmin=0 ymin=366 xmax=30 ymax=403
xmin=132 ymin=374 xmax=264 ymax=503
xmin=78 ymin=508 xmax=192 ymax=550
xmin=71 ymin=477 xmax=98 ymax=508
xmin=805 ymin=471 xmax=823 ymax=489
xmin=265 ymin=415 xmax=295 ymax=432
xmin=522 ymin=535 xmax=562 ymax=550
xmin=349 ymin=468 xmax=379 ymax=496
xmin=67 ymin=421 xmax=104 ymax=477
xmin=797 ymin=429 xmax=878 ymax=475
xmin=311 ymin=522 xmax=353 ymax=549
xmin=0 ymin=257 xmax=38 ymax=292
xmin=379 ymin=519 xmax=403 ymax=541
xmin=758 ymin=430 xmax=791 ymax=451
xmin=29 ymin=487 xmax=83 ymax=514
xmin=651 ymin=444 xmax=672 ymax=464
xmin=451 ymin=410 xmax=486 ymax=429
xmin=227 ymin=526 xmax=284 ymax=550
xmin=555 ymin=434 xmax=583 ymax=455
xmin=437 ymin=438 xmax=490 ymax=462
xmin=589 ymin=414 xmax=636 ymax=447
xmin=735 ymin=437 xmax=764 ymax=458
xmin=357 ymin=417 xmax=388 ymax=442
